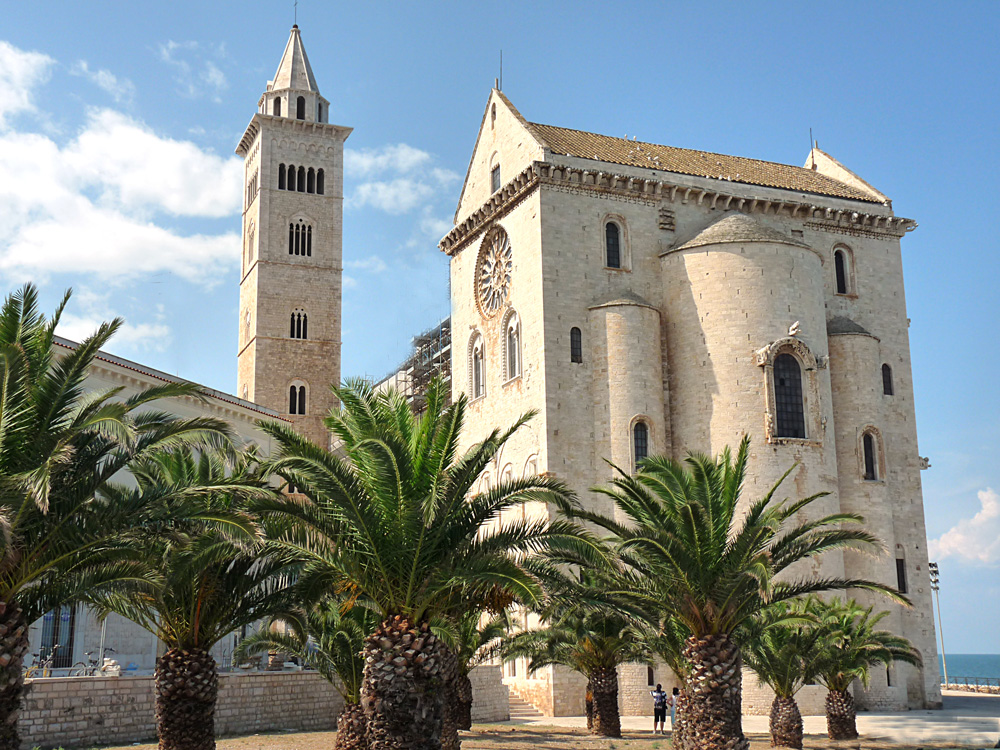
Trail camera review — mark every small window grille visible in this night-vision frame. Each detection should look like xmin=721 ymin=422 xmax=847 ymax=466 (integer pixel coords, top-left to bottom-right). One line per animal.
xmin=633 ymin=421 xmax=649 ymax=470
xmin=895 ymin=558 xmax=908 ymax=594
xmin=570 ymin=327 xmax=583 ymax=363
xmin=606 ymin=223 xmax=621 ymax=268
xmin=773 ymin=354 xmax=806 ymax=438
xmin=491 ymin=165 xmax=501 ymax=194
xmin=882 ymin=364 xmax=894 ymax=396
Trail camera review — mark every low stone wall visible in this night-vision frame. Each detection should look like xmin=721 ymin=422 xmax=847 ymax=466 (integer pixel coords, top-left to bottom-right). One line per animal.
xmin=469 ymin=665 xmax=509 ymax=722
xmin=20 ymin=671 xmax=344 ymax=749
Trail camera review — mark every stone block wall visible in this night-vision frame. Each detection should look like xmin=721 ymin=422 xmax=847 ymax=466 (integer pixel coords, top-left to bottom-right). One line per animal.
xmin=20 ymin=671 xmax=344 ymax=749
xmin=469 ymin=665 xmax=509 ymax=722
xmin=741 ymin=674 xmax=830 ymax=717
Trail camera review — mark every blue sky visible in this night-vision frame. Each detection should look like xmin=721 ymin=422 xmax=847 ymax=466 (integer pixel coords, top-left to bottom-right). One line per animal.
xmin=1 ymin=1 xmax=997 ymax=653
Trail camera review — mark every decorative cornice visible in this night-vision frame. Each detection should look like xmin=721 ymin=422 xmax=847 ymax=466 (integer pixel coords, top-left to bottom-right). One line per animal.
xmin=235 ymin=114 xmax=352 ymax=157
xmin=439 ymin=160 xmax=916 ymax=255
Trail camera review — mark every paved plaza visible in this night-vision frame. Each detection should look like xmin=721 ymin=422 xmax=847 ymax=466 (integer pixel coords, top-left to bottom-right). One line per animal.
xmin=504 ymin=691 xmax=1000 ymax=746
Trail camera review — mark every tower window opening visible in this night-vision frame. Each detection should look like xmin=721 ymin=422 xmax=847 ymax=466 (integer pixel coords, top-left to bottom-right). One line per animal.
xmin=278 ymin=163 xmax=286 ymax=190
xmin=298 ymin=385 xmax=306 ymax=414
xmin=274 ymin=98 xmax=281 ymax=117
xmin=895 ymin=558 xmax=908 ymax=594
xmin=297 ymin=166 xmax=305 ymax=192
xmin=882 ymin=363 xmax=894 ymax=396
xmin=317 ymin=102 xmax=323 ymax=122
xmin=296 ymin=96 xmax=306 ymax=120
xmin=647 ymin=666 xmax=655 ymax=686
xmin=307 ymin=168 xmax=315 ymax=194
xmin=773 ymin=353 xmax=806 ymax=438
xmin=605 ymin=222 xmax=621 ymax=269
xmin=306 ymin=225 xmax=312 ymax=256
xmin=506 ymin=317 xmax=520 ymax=380
xmin=570 ymin=327 xmax=583 ymax=363
xmin=863 ymin=432 xmax=878 ymax=480
xmin=290 ymin=311 xmax=308 ymax=340
xmin=491 ymin=164 xmax=501 ymax=194
xmin=317 ymin=169 xmax=325 ymax=195
xmin=289 ymin=385 xmax=297 ymax=414
xmin=633 ymin=421 xmax=649 ymax=471
xmin=287 ymin=164 xmax=296 ymax=190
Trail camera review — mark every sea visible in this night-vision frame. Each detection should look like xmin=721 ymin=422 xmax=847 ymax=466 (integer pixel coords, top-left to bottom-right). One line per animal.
xmin=939 ymin=654 xmax=1000 ymax=682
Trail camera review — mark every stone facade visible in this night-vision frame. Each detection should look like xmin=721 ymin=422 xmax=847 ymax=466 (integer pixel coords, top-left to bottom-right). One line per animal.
xmin=444 ymin=90 xmax=941 ymax=716
xmin=20 ymin=672 xmax=344 ymax=749
xmin=469 ymin=665 xmax=510 ymax=723
xmin=236 ymin=25 xmax=350 ymax=449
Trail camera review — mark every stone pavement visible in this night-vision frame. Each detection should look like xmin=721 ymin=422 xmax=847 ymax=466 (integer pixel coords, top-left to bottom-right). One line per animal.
xmin=501 ymin=691 xmax=1000 ymax=746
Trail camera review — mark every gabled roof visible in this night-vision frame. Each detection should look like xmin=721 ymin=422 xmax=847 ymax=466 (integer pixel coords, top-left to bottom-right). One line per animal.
xmin=526 ymin=122 xmax=885 ymax=204
xmin=675 ymin=213 xmax=810 ymax=252
xmin=270 ymin=25 xmax=319 ymax=93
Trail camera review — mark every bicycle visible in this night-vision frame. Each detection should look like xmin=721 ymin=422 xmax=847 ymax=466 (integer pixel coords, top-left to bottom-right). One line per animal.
xmin=69 ymin=646 xmax=116 ymax=677
xmin=24 ymin=644 xmax=62 ymax=678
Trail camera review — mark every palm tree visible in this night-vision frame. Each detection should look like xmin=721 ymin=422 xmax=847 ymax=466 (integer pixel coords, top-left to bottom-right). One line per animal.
xmin=0 ymin=285 xmax=229 ymax=750
xmin=87 ymin=446 xmax=297 ymax=750
xmin=257 ymin=378 xmax=594 ymax=750
xmin=500 ymin=600 xmax=649 ymax=737
xmin=809 ymin=597 xmax=920 ymax=741
xmin=234 ymin=599 xmax=380 ymax=750
xmin=561 ymin=437 xmax=906 ymax=750
xmin=451 ymin=610 xmax=511 ymax=731
xmin=741 ymin=602 xmax=821 ymax=749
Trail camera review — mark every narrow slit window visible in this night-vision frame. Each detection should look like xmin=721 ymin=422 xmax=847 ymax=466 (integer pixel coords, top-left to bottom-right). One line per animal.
xmin=647 ymin=666 xmax=655 ymax=686
xmin=278 ymin=164 xmax=286 ymax=190
xmin=306 ymin=226 xmax=312 ymax=256
xmin=297 ymin=386 xmax=306 ymax=415
xmin=506 ymin=321 xmax=520 ymax=379
xmin=289 ymin=385 xmax=298 ymax=414
xmin=274 ymin=98 xmax=281 ymax=117
xmin=773 ymin=354 xmax=806 ymax=438
xmin=570 ymin=327 xmax=582 ymax=363
xmin=288 ymin=223 xmax=294 ymax=255
xmin=633 ymin=421 xmax=649 ymax=471
xmin=317 ymin=169 xmax=325 ymax=195
xmin=882 ymin=364 xmax=894 ymax=396
xmin=472 ymin=342 xmax=485 ymax=399
xmin=895 ymin=558 xmax=908 ymax=594
xmin=835 ymin=250 xmax=848 ymax=294
xmin=296 ymin=96 xmax=306 ymax=120
xmin=863 ymin=433 xmax=878 ymax=480
xmin=606 ymin=222 xmax=621 ymax=269
xmin=307 ymin=168 xmax=315 ymax=194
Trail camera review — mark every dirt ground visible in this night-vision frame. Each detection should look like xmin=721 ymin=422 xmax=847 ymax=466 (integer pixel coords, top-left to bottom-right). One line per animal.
xmin=95 ymin=725 xmax=966 ymax=750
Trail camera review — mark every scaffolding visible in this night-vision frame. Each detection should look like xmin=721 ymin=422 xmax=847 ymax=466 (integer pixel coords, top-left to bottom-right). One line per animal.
xmin=375 ymin=317 xmax=451 ymax=412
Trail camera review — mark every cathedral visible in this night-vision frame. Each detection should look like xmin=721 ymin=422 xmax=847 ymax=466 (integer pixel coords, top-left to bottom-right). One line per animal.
xmin=237 ymin=29 xmax=941 ymax=716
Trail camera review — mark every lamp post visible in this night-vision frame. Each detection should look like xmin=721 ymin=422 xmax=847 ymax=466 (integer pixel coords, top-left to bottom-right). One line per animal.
xmin=929 ymin=562 xmax=948 ymax=688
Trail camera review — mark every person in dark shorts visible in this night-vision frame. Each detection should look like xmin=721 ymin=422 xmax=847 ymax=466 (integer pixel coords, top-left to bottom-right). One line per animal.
xmin=650 ymin=683 xmax=668 ymax=734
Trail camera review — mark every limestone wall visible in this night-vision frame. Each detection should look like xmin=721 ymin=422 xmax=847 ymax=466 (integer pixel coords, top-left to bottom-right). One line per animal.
xmin=469 ymin=665 xmax=510 ymax=722
xmin=20 ymin=672 xmax=344 ymax=749
xmin=741 ymin=675 xmax=831 ymax=717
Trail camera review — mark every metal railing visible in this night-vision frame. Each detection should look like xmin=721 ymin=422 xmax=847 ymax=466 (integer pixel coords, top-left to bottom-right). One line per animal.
xmin=942 ymin=676 xmax=1000 ymax=691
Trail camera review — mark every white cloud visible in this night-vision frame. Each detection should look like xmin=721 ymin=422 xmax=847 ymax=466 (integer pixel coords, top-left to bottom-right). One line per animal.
xmin=346 ymin=257 xmax=388 ymax=273
xmin=158 ymin=41 xmax=228 ymax=102
xmin=929 ymin=488 xmax=1000 ymax=565
xmin=70 ymin=61 xmax=135 ymax=104
xmin=345 ymin=144 xmax=432 ymax=177
xmin=55 ymin=288 xmax=172 ymax=352
xmin=0 ymin=41 xmax=54 ymax=128
xmin=351 ymin=179 xmax=434 ymax=214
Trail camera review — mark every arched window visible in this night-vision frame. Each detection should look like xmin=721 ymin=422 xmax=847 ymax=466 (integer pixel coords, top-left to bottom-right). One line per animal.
xmin=504 ymin=312 xmax=520 ymax=380
xmin=297 ymin=166 xmax=305 ymax=192
xmin=288 ymin=220 xmax=312 ymax=256
xmin=289 ymin=385 xmax=298 ymax=414
xmin=605 ymin=222 xmax=621 ymax=268
xmin=296 ymin=96 xmax=306 ymax=120
xmin=317 ymin=169 xmax=325 ymax=195
xmin=317 ymin=102 xmax=323 ymax=122
xmin=290 ymin=310 xmax=307 ymax=340
xmin=773 ymin=354 xmax=806 ymax=438
xmin=834 ymin=246 xmax=853 ymax=295
xmin=273 ymin=98 xmax=281 ymax=117
xmin=863 ymin=432 xmax=878 ymax=480
xmin=491 ymin=164 xmax=501 ymax=194
xmin=647 ymin=666 xmax=655 ymax=686
xmin=307 ymin=168 xmax=315 ymax=194
xmin=471 ymin=336 xmax=485 ymax=399
xmin=278 ymin=163 xmax=286 ymax=190
xmin=633 ymin=421 xmax=649 ymax=471
xmin=306 ymin=225 xmax=312 ymax=256
xmin=570 ymin=327 xmax=583 ymax=363
xmin=882 ymin=364 xmax=894 ymax=396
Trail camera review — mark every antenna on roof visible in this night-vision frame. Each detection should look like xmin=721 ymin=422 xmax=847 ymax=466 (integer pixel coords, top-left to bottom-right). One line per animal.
xmin=809 ymin=127 xmax=815 ymax=169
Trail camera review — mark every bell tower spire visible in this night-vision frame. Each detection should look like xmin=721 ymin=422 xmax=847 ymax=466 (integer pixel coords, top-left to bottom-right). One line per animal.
xmin=236 ymin=26 xmax=351 ymax=449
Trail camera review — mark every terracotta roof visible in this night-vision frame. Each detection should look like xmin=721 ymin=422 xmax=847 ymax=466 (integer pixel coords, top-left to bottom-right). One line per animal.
xmin=675 ymin=213 xmax=810 ymax=252
xmin=527 ymin=122 xmax=884 ymax=204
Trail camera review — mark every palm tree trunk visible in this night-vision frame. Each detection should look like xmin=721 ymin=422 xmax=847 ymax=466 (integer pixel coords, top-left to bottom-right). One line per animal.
xmin=825 ymin=689 xmax=858 ymax=740
xmin=361 ymin=616 xmax=448 ymax=750
xmin=673 ymin=689 xmax=689 ymax=746
xmin=585 ymin=679 xmax=593 ymax=731
xmin=589 ymin=666 xmax=621 ymax=738
xmin=682 ymin=634 xmax=747 ymax=750
xmin=439 ymin=649 xmax=460 ymax=750
xmin=0 ymin=603 xmax=29 ymax=750
xmin=456 ymin=671 xmax=473 ymax=731
xmin=335 ymin=701 xmax=368 ymax=750
xmin=768 ymin=695 xmax=803 ymax=749
xmin=154 ymin=647 xmax=218 ymax=750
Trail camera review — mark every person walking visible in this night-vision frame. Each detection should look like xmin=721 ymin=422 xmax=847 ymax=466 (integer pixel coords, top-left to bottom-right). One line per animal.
xmin=650 ymin=683 xmax=668 ymax=734
xmin=670 ymin=686 xmax=680 ymax=732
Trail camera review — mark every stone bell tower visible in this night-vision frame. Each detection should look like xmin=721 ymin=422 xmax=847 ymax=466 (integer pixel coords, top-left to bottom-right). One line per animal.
xmin=236 ymin=25 xmax=351 ymax=447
